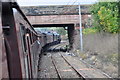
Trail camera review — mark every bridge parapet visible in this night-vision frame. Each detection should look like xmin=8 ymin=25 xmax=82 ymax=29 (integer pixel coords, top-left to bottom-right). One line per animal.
xmin=21 ymin=5 xmax=91 ymax=16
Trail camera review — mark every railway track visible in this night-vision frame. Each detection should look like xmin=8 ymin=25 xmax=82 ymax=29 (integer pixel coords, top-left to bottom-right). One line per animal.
xmin=51 ymin=52 xmax=112 ymax=79
xmin=38 ymin=43 xmax=113 ymax=79
xmin=51 ymin=53 xmax=84 ymax=79
xmin=46 ymin=41 xmax=69 ymax=52
xmin=61 ymin=54 xmax=85 ymax=79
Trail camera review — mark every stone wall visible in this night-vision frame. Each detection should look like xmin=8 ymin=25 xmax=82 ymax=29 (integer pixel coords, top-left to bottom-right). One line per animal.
xmin=82 ymin=33 xmax=118 ymax=55
xmin=72 ymin=31 xmax=118 ymax=57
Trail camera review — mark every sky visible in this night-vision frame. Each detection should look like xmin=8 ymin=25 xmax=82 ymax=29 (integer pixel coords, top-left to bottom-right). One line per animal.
xmin=17 ymin=0 xmax=98 ymax=6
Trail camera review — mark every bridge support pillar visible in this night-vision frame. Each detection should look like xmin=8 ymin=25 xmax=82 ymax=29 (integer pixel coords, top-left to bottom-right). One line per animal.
xmin=67 ymin=25 xmax=75 ymax=50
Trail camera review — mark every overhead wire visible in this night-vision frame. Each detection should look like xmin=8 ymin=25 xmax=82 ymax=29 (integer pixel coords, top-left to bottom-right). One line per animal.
xmin=43 ymin=0 xmax=78 ymax=23
xmin=43 ymin=0 xmax=76 ymax=22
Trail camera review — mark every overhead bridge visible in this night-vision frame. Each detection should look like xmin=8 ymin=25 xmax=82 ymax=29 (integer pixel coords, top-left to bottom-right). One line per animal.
xmin=21 ymin=5 xmax=92 ymax=50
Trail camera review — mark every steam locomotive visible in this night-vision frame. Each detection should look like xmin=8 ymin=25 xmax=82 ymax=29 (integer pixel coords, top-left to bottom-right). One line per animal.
xmin=1 ymin=2 xmax=61 ymax=79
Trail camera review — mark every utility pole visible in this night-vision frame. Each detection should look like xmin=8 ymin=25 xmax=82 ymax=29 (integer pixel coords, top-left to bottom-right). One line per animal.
xmin=78 ymin=3 xmax=83 ymax=52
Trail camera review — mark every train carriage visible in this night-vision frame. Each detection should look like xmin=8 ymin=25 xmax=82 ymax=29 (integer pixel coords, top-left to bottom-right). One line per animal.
xmin=53 ymin=32 xmax=61 ymax=44
xmin=46 ymin=32 xmax=54 ymax=44
xmin=1 ymin=2 xmax=42 ymax=78
xmin=1 ymin=1 xmax=9 ymax=79
xmin=12 ymin=5 xmax=41 ymax=78
xmin=1 ymin=1 xmax=61 ymax=79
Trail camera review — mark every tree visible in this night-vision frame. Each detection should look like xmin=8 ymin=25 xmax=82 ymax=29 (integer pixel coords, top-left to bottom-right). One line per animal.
xmin=91 ymin=1 xmax=119 ymax=33
xmin=56 ymin=27 xmax=67 ymax=35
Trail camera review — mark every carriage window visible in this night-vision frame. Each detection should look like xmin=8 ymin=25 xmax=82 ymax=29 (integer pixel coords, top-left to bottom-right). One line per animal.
xmin=26 ymin=28 xmax=32 ymax=45
xmin=29 ymin=31 xmax=32 ymax=44
xmin=20 ymin=23 xmax=27 ymax=52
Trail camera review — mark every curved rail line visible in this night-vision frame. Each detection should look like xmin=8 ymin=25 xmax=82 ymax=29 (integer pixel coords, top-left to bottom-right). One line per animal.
xmin=49 ymin=43 xmax=113 ymax=79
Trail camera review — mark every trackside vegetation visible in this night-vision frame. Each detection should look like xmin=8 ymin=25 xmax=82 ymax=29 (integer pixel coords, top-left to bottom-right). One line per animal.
xmin=83 ymin=1 xmax=119 ymax=34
